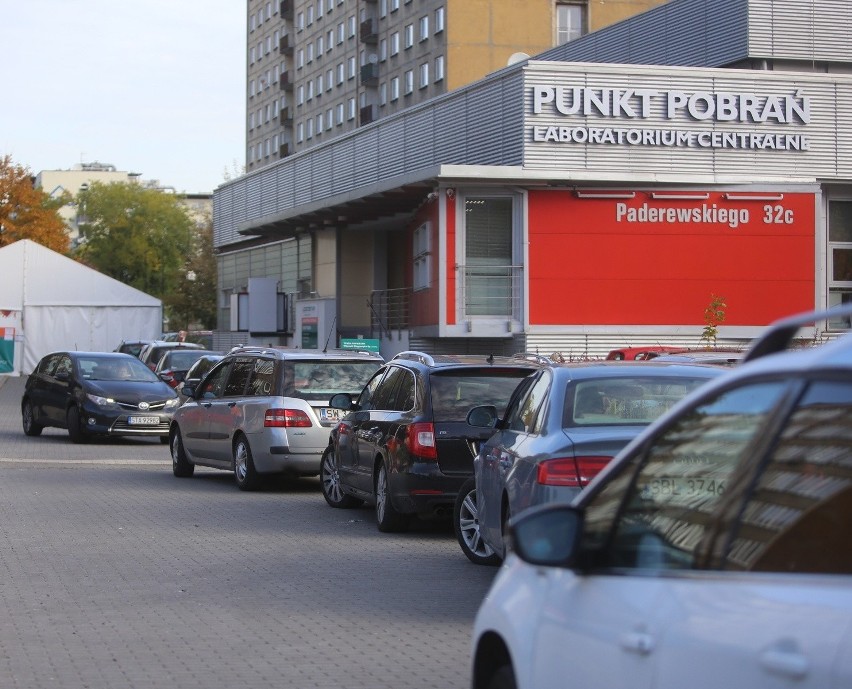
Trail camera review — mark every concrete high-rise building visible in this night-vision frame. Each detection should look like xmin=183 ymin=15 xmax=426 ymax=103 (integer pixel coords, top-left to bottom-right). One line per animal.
xmin=246 ymin=0 xmax=670 ymax=174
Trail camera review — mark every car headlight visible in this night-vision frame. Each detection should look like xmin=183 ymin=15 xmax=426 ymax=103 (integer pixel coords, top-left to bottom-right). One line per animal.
xmin=86 ymin=393 xmax=118 ymax=408
xmin=164 ymin=398 xmax=179 ymax=411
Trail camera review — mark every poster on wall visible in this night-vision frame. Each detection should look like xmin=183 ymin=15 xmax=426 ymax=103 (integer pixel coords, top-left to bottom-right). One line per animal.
xmin=0 ymin=328 xmax=14 ymax=373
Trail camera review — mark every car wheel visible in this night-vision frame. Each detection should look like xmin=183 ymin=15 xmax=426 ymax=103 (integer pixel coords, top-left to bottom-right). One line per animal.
xmin=171 ymin=428 xmax=195 ymax=478
xmin=488 ymin=665 xmax=517 ymax=689
xmin=233 ymin=435 xmax=261 ymax=491
xmin=66 ymin=406 xmax=88 ymax=444
xmin=320 ymin=446 xmax=362 ymax=508
xmin=375 ymin=461 xmax=408 ymax=533
xmin=454 ymin=477 xmax=501 ymax=566
xmin=21 ymin=400 xmax=43 ymax=437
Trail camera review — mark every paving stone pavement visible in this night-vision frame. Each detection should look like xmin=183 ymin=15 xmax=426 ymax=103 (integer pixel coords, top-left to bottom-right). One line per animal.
xmin=0 ymin=375 xmax=497 ymax=689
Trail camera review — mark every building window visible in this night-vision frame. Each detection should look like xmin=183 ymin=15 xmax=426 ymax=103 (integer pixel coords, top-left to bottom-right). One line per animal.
xmin=337 ymin=62 xmax=345 ymax=84
xmin=348 ymin=56 xmax=356 ymax=79
xmin=380 ymin=82 xmax=387 ymax=105
xmin=390 ymin=76 xmax=400 ymax=101
xmin=419 ymin=16 xmax=429 ymax=41
xmin=336 ymin=102 xmax=344 ymax=124
xmin=307 ymin=5 xmax=314 ymax=25
xmin=317 ymin=0 xmax=324 ymax=16
xmin=434 ymin=55 xmax=444 ymax=82
xmin=556 ymin=2 xmax=586 ymax=45
xmin=297 ymin=122 xmax=304 ymax=142
xmin=380 ymin=0 xmax=387 ymax=17
xmin=337 ymin=22 xmax=344 ymax=44
xmin=297 ymin=85 xmax=305 ymax=105
xmin=250 ymin=47 xmax=256 ymax=64
xmin=317 ymin=74 xmax=324 ymax=93
xmin=317 ymin=36 xmax=324 ymax=54
xmin=462 ymin=196 xmax=518 ymax=317
xmin=829 ymin=200 xmax=852 ymax=329
xmin=348 ymin=15 xmax=356 ymax=37
xmin=390 ymin=0 xmax=400 ymax=11
xmin=404 ymin=69 xmax=413 ymax=94
xmin=326 ymin=108 xmax=334 ymax=130
xmin=316 ymin=113 xmax=323 ymax=134
xmin=390 ymin=32 xmax=400 ymax=55
xmin=307 ymin=118 xmax=314 ymax=139
xmin=413 ymin=222 xmax=431 ymax=291
xmin=307 ymin=43 xmax=314 ymax=62
xmin=380 ymin=38 xmax=387 ymax=61
xmin=347 ymin=97 xmax=356 ymax=120
xmin=326 ymin=68 xmax=334 ymax=91
xmin=419 ymin=62 xmax=429 ymax=88
xmin=297 ymin=49 xmax=305 ymax=69
xmin=434 ymin=6 xmax=444 ymax=33
xmin=327 ymin=29 xmax=334 ymax=51
xmin=297 ymin=12 xmax=305 ymax=31
xmin=404 ymin=24 xmax=414 ymax=49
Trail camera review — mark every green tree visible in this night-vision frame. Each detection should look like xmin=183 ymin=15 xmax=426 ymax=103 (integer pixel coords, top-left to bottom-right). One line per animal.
xmin=0 ymin=154 xmax=70 ymax=252
xmin=700 ymin=294 xmax=727 ymax=346
xmin=74 ymin=182 xmax=196 ymax=306
xmin=163 ymin=219 xmax=218 ymax=330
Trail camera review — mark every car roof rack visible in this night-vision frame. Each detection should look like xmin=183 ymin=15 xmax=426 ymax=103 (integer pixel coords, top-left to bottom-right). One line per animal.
xmin=513 ymin=352 xmax=552 ymax=365
xmin=742 ymin=302 xmax=852 ymax=363
xmin=391 ymin=351 xmax=436 ymax=366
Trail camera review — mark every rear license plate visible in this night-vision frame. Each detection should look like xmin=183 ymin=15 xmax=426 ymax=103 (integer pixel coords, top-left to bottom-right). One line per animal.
xmin=128 ymin=416 xmax=159 ymax=425
xmin=320 ymin=408 xmax=344 ymax=423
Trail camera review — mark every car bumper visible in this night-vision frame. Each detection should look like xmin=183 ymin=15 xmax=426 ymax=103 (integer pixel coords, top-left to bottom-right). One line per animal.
xmin=390 ymin=467 xmax=469 ymax=517
xmin=81 ymin=407 xmax=173 ymax=437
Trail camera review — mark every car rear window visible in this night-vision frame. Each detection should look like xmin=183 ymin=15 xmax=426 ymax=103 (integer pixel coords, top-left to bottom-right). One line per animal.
xmin=285 ymin=360 xmax=383 ymax=399
xmin=430 ymin=369 xmax=533 ymax=422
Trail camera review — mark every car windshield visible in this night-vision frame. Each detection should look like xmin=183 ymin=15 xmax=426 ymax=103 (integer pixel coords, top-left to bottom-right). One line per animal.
xmin=431 ymin=370 xmax=533 ymax=422
xmin=164 ymin=350 xmax=208 ymax=370
xmin=568 ymin=376 xmax=710 ymax=426
xmin=79 ymin=356 xmax=160 ymax=383
xmin=288 ymin=360 xmax=383 ymax=397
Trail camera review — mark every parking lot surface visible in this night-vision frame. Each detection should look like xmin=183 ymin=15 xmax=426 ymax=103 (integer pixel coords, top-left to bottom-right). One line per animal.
xmin=0 ymin=375 xmax=495 ymax=689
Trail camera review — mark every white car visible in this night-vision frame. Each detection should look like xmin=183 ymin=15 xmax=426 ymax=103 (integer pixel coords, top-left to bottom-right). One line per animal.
xmin=472 ymin=305 xmax=852 ymax=689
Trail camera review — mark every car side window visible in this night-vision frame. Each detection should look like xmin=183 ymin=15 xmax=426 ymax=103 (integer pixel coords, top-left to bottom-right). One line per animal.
xmin=390 ymin=369 xmax=416 ymax=412
xmin=224 ymin=358 xmax=254 ymax=396
xmin=725 ymin=380 xmax=852 ymax=574
xmin=200 ymin=363 xmax=231 ymax=399
xmin=358 ymin=368 xmax=388 ymax=410
xmin=248 ymin=358 xmax=276 ymax=396
xmin=41 ymin=354 xmax=60 ymax=376
xmin=507 ymin=372 xmax=550 ymax=433
xmin=371 ymin=367 xmax=405 ymax=410
xmin=581 ymin=380 xmax=790 ymax=571
xmin=55 ymin=355 xmax=72 ymax=378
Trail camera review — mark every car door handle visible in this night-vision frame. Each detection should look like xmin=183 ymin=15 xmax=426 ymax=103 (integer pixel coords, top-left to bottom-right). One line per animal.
xmin=619 ymin=630 xmax=654 ymax=655
xmin=759 ymin=642 xmax=810 ymax=679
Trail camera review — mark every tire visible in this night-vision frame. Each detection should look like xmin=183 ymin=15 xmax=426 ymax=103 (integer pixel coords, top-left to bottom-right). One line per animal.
xmin=320 ymin=446 xmax=362 ymax=508
xmin=66 ymin=406 xmax=88 ymax=444
xmin=488 ymin=665 xmax=517 ymax=689
xmin=454 ymin=477 xmax=501 ymax=566
xmin=375 ymin=461 xmax=408 ymax=533
xmin=22 ymin=400 xmax=43 ymax=437
xmin=171 ymin=428 xmax=195 ymax=478
xmin=233 ymin=435 xmax=261 ymax=491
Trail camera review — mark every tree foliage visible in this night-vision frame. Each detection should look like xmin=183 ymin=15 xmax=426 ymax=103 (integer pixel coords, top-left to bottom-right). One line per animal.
xmin=0 ymin=154 xmax=70 ymax=253
xmin=74 ymin=182 xmax=196 ymax=302
xmin=163 ymin=219 xmax=218 ymax=330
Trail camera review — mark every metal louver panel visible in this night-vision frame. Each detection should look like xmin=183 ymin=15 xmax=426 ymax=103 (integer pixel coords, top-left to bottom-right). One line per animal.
xmin=353 ymin=129 xmax=380 ymax=188
xmin=404 ymin=108 xmax=435 ymax=170
xmin=433 ymin=94 xmax=470 ymax=164
xmin=378 ymin=119 xmax=406 ymax=179
xmin=311 ymin=146 xmax=335 ymax=198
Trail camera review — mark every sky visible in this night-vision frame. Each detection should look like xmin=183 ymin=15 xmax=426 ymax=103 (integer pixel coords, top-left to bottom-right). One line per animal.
xmin=0 ymin=0 xmax=247 ymax=193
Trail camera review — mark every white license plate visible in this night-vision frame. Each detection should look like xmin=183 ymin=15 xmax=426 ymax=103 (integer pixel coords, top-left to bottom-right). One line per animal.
xmin=128 ymin=416 xmax=160 ymax=425
xmin=320 ymin=408 xmax=344 ymax=423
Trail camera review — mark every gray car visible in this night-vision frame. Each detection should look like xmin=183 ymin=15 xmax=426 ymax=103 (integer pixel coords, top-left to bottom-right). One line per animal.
xmin=457 ymin=361 xmax=722 ymax=564
xmin=169 ymin=346 xmax=383 ymax=490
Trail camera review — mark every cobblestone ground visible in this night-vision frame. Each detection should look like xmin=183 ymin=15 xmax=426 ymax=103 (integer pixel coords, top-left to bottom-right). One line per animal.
xmin=0 ymin=376 xmax=496 ymax=689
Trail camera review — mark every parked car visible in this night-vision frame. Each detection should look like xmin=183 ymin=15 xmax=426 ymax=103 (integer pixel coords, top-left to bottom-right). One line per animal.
xmin=114 ymin=339 xmax=153 ymax=358
xmin=471 ymin=305 xmax=852 ymax=689
xmin=456 ymin=361 xmax=722 ymax=564
xmin=169 ymin=346 xmax=384 ymax=490
xmin=650 ymin=348 xmax=745 ymax=366
xmin=176 ymin=353 xmax=224 ymax=404
xmin=321 ymin=352 xmax=541 ymax=532
xmin=138 ymin=341 xmax=205 ymax=371
xmin=21 ymin=351 xmax=179 ymax=444
xmin=154 ymin=348 xmax=221 ymax=389
xmin=605 ymin=346 xmax=687 ymax=361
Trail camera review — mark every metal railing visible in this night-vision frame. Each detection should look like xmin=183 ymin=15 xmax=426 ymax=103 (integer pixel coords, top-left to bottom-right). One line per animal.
xmin=370 ymin=287 xmax=411 ymax=337
xmin=459 ymin=264 xmax=524 ymax=320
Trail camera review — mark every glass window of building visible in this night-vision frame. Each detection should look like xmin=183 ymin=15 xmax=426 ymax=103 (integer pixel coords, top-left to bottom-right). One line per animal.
xmin=390 ymin=0 xmax=400 ymax=11
xmin=404 ymin=69 xmax=413 ymax=94
xmin=419 ymin=62 xmax=429 ymax=88
xmin=297 ymin=12 xmax=304 ymax=31
xmin=348 ymin=15 xmax=356 ymax=37
xmin=307 ymin=5 xmax=314 ymax=25
xmin=435 ymin=6 xmax=445 ymax=33
xmin=326 ymin=68 xmax=334 ymax=90
xmin=326 ymin=108 xmax=333 ymax=130
xmin=317 ymin=36 xmax=324 ymax=54
xmin=336 ymin=102 xmax=344 ymax=124
xmin=337 ymin=22 xmax=344 ymax=44
xmin=380 ymin=82 xmax=387 ymax=105
xmin=337 ymin=62 xmax=345 ymax=84
xmin=828 ymin=200 xmax=852 ymax=328
xmin=413 ymin=222 xmax=431 ymax=290
xmin=327 ymin=30 xmax=334 ymax=51
xmin=297 ymin=122 xmax=304 ymax=142
xmin=419 ymin=16 xmax=429 ymax=41
xmin=556 ymin=2 xmax=586 ymax=44
xmin=297 ymin=49 xmax=305 ymax=69
xmin=434 ymin=55 xmax=444 ymax=81
xmin=348 ymin=56 xmax=356 ymax=79
xmin=404 ymin=24 xmax=414 ymax=48
xmin=297 ymin=85 xmax=305 ymax=105
xmin=380 ymin=38 xmax=387 ymax=61
xmin=307 ymin=43 xmax=314 ymax=62
xmin=347 ymin=98 xmax=356 ymax=120
xmin=380 ymin=0 xmax=387 ymax=17
xmin=391 ymin=32 xmax=400 ymax=55
xmin=390 ymin=76 xmax=400 ymax=101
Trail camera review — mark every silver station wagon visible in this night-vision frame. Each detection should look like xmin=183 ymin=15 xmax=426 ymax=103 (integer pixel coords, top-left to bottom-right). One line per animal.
xmin=169 ymin=346 xmax=383 ymax=490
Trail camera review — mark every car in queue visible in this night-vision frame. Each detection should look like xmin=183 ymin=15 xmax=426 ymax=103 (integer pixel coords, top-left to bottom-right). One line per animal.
xmin=176 ymin=353 xmax=224 ymax=404
xmin=456 ymin=361 xmax=722 ymax=565
xmin=321 ymin=352 xmax=541 ymax=532
xmin=471 ymin=304 xmax=852 ymax=689
xmin=169 ymin=346 xmax=384 ymax=490
xmin=21 ymin=351 xmax=179 ymax=444
xmin=154 ymin=348 xmax=222 ymax=389
xmin=138 ymin=340 xmax=206 ymax=372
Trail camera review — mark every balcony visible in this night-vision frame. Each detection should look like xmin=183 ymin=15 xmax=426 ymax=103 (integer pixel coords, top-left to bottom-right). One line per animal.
xmin=279 ymin=34 xmax=293 ymax=55
xmin=279 ymin=0 xmax=294 ymax=20
xmin=359 ymin=18 xmax=378 ymax=44
xmin=280 ymin=71 xmax=293 ymax=91
xmin=359 ymin=104 xmax=376 ymax=125
xmin=279 ymin=107 xmax=293 ymax=126
xmin=360 ymin=62 xmax=379 ymax=86
xmin=279 ymin=142 xmax=291 ymax=158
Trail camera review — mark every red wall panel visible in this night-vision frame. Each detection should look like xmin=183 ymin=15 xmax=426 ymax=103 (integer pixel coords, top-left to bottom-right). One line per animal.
xmin=527 ymin=190 xmax=815 ymax=326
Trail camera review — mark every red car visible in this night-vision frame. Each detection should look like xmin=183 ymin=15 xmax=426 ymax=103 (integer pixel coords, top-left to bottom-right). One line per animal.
xmin=605 ymin=346 xmax=687 ymax=361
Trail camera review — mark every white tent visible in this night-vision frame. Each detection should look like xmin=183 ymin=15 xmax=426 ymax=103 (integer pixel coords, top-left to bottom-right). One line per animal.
xmin=0 ymin=239 xmax=162 ymax=375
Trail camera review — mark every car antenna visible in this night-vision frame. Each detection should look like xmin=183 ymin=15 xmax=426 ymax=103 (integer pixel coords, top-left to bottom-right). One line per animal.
xmin=322 ymin=316 xmax=338 ymax=353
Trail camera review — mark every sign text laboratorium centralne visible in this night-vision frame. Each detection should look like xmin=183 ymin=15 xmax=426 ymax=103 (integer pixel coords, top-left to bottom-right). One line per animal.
xmin=531 ymin=86 xmax=810 ymax=151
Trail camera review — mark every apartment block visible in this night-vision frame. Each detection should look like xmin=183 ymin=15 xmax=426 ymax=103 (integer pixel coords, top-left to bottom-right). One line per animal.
xmin=246 ymin=0 xmax=669 ymax=174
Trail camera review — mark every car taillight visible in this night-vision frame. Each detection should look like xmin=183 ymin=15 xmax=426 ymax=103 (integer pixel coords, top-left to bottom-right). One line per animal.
xmin=407 ymin=422 xmax=437 ymax=460
xmin=536 ymin=456 xmax=611 ymax=487
xmin=264 ymin=409 xmax=312 ymax=428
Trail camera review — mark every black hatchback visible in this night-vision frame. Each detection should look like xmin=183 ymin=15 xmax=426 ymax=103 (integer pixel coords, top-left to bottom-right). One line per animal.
xmin=21 ymin=351 xmax=179 ymax=444
xmin=322 ymin=352 xmax=540 ymax=532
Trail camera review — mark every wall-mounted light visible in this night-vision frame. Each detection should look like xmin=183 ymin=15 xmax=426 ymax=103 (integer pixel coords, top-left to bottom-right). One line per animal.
xmin=723 ymin=193 xmax=785 ymax=201
xmin=446 ymin=188 xmax=455 ymax=199
xmin=649 ymin=192 xmax=710 ymax=200
xmin=574 ymin=190 xmax=636 ymax=199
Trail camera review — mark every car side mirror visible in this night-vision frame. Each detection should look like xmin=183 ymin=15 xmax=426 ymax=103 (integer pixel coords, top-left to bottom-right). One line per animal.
xmin=329 ymin=392 xmax=355 ymax=410
xmin=55 ymin=371 xmax=70 ymax=382
xmin=182 ymin=384 xmax=196 ymax=398
xmin=467 ymin=405 xmax=498 ymax=428
xmin=508 ymin=504 xmax=584 ymax=568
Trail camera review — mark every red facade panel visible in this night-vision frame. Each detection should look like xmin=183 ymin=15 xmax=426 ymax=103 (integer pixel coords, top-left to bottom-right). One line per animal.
xmin=527 ymin=190 xmax=815 ymax=326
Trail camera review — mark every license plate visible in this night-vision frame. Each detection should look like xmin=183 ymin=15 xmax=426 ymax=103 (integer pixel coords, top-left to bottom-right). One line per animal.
xmin=128 ymin=416 xmax=159 ymax=425
xmin=641 ymin=477 xmax=727 ymax=500
xmin=320 ymin=408 xmax=344 ymax=423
